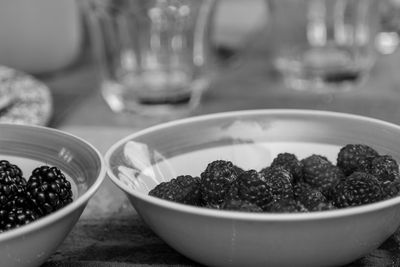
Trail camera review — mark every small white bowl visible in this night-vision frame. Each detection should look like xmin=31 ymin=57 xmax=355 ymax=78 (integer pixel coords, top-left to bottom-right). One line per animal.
xmin=105 ymin=109 xmax=400 ymax=267
xmin=0 ymin=124 xmax=105 ymax=267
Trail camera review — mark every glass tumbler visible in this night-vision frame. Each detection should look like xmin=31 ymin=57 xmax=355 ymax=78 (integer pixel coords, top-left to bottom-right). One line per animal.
xmin=82 ymin=0 xmax=216 ymax=119
xmin=266 ymin=0 xmax=380 ymax=92
xmin=377 ymin=0 xmax=400 ymax=54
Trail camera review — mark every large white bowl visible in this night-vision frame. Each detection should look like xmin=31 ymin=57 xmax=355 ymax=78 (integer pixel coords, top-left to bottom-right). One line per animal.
xmin=105 ymin=109 xmax=400 ymax=267
xmin=0 ymin=124 xmax=105 ymax=267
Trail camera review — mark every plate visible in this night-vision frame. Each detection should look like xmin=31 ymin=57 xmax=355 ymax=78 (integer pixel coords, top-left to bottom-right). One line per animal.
xmin=0 ymin=65 xmax=52 ymax=126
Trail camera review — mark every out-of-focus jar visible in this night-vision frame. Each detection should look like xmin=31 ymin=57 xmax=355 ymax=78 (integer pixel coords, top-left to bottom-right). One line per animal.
xmin=0 ymin=0 xmax=83 ymax=75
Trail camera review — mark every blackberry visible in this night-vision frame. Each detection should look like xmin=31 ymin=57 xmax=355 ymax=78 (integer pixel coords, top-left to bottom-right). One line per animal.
xmin=149 ymin=175 xmax=201 ymax=205
xmin=270 ymin=153 xmax=303 ymax=183
xmin=301 ymin=155 xmax=344 ymax=194
xmin=226 ymin=169 xmax=273 ymax=209
xmin=0 ymin=160 xmax=28 ymax=211
xmin=233 ymin=165 xmax=245 ymax=176
xmin=0 ymin=160 xmax=23 ymax=177
xmin=260 ymin=166 xmax=294 ymax=201
xmin=200 ymin=160 xmax=239 ymax=205
xmin=266 ymin=199 xmax=308 ymax=213
xmin=332 ymin=172 xmax=384 ymax=208
xmin=369 ymin=155 xmax=399 ymax=183
xmin=26 ymin=166 xmax=73 ymax=216
xmin=0 ymin=206 xmax=39 ymax=232
xmin=294 ymin=182 xmax=328 ymax=211
xmin=220 ymin=199 xmax=263 ymax=212
xmin=381 ymin=178 xmax=400 ymax=199
xmin=337 ymin=144 xmax=379 ymax=176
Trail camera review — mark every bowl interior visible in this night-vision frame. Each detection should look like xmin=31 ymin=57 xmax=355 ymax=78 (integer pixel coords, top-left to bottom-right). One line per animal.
xmin=0 ymin=124 xmax=104 ymax=198
xmin=106 ymin=109 xmax=400 ymax=197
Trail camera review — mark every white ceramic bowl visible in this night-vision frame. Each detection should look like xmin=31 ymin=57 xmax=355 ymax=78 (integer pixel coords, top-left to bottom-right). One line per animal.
xmin=0 ymin=124 xmax=105 ymax=267
xmin=105 ymin=109 xmax=400 ymax=267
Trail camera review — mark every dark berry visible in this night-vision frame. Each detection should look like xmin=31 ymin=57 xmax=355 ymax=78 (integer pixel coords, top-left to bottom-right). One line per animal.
xmin=149 ymin=175 xmax=201 ymax=205
xmin=200 ymin=160 xmax=239 ymax=205
xmin=233 ymin=165 xmax=245 ymax=176
xmin=220 ymin=199 xmax=263 ymax=212
xmin=26 ymin=166 xmax=73 ymax=216
xmin=301 ymin=155 xmax=344 ymax=194
xmin=332 ymin=172 xmax=384 ymax=208
xmin=270 ymin=153 xmax=303 ymax=183
xmin=381 ymin=178 xmax=400 ymax=198
xmin=266 ymin=199 xmax=308 ymax=213
xmin=0 ymin=160 xmax=24 ymax=178
xmin=0 ymin=160 xmax=28 ymax=211
xmin=337 ymin=144 xmax=379 ymax=176
xmin=369 ymin=155 xmax=399 ymax=183
xmin=226 ymin=169 xmax=273 ymax=209
xmin=0 ymin=206 xmax=39 ymax=232
xmin=260 ymin=166 xmax=294 ymax=201
xmin=294 ymin=182 xmax=329 ymax=211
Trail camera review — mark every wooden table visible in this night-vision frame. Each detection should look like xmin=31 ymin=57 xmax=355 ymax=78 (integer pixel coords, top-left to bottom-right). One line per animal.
xmin=33 ymin=13 xmax=400 ymax=267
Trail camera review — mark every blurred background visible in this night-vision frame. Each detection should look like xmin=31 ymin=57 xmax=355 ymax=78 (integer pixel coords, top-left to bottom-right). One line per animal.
xmin=0 ymin=0 xmax=268 ymax=76
xmin=0 ymin=0 xmax=272 ymax=129
xmin=1 ymin=0 xmax=400 ymax=129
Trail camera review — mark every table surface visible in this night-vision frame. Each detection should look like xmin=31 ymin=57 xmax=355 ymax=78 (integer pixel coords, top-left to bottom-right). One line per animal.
xmin=29 ymin=11 xmax=400 ymax=267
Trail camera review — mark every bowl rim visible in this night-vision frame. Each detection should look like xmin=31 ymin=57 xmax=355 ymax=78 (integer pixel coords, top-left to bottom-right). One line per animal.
xmin=105 ymin=109 xmax=400 ymax=221
xmin=0 ymin=124 xmax=106 ymax=240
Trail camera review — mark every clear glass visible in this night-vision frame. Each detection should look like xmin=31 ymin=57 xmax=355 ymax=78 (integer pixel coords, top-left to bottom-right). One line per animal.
xmin=377 ymin=0 xmax=400 ymax=54
xmin=266 ymin=0 xmax=379 ymax=92
xmin=82 ymin=0 xmax=216 ymax=120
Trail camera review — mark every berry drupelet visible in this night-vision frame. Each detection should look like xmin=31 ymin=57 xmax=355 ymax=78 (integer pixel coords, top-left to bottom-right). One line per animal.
xmin=226 ymin=169 xmax=273 ymax=210
xmin=301 ymin=154 xmax=344 ymax=195
xmin=337 ymin=144 xmax=379 ymax=176
xmin=260 ymin=166 xmax=294 ymax=201
xmin=26 ymin=166 xmax=73 ymax=217
xmin=294 ymin=182 xmax=336 ymax=211
xmin=0 ymin=206 xmax=39 ymax=232
xmin=332 ymin=172 xmax=384 ymax=208
xmin=294 ymin=182 xmax=326 ymax=209
xmin=149 ymin=175 xmax=201 ymax=205
xmin=369 ymin=155 xmax=399 ymax=183
xmin=270 ymin=153 xmax=303 ymax=183
xmin=200 ymin=160 xmax=240 ymax=205
xmin=0 ymin=160 xmax=28 ymax=213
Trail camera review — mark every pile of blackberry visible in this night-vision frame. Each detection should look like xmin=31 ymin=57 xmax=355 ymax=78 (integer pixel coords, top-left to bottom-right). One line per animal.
xmin=149 ymin=144 xmax=400 ymax=213
xmin=0 ymin=160 xmax=73 ymax=232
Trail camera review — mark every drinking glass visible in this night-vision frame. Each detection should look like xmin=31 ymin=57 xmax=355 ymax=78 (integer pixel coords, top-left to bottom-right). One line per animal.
xmin=82 ymin=0 xmax=217 ymax=120
xmin=266 ymin=0 xmax=380 ymax=92
xmin=377 ymin=0 xmax=400 ymax=54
